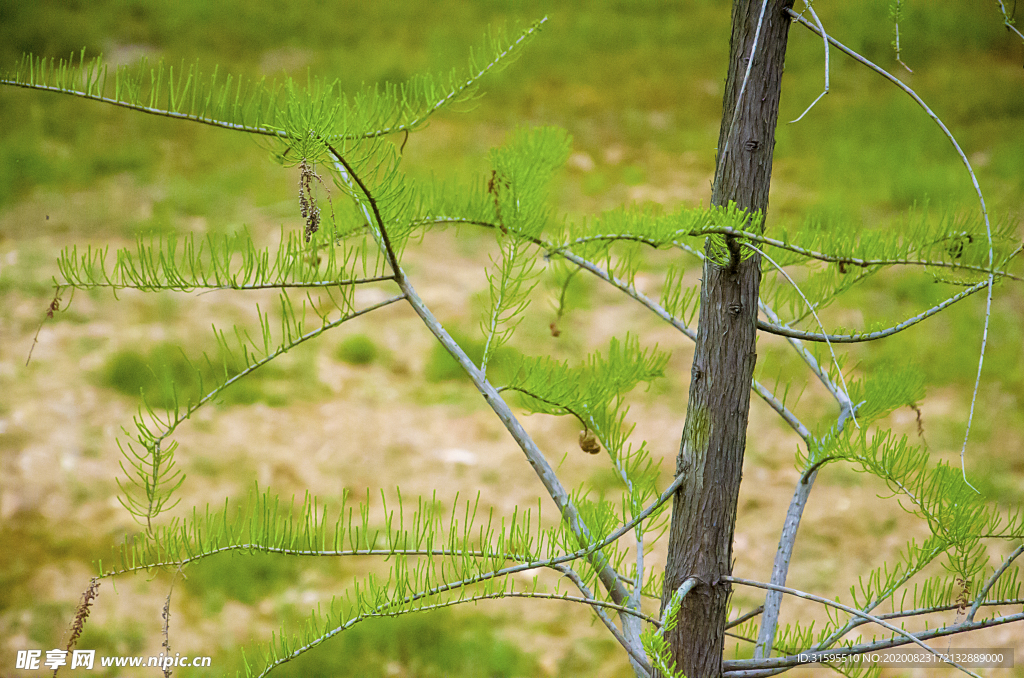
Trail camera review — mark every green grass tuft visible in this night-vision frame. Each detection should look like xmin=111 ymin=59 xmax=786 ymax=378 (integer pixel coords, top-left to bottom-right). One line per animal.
xmin=102 ymin=343 xmax=201 ymax=410
xmin=423 ymin=331 xmax=519 ymax=384
xmin=335 ymin=333 xmax=378 ymax=366
xmin=99 ymin=340 xmax=326 ymax=409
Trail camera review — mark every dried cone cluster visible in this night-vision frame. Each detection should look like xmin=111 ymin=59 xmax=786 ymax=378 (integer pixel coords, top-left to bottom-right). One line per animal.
xmin=299 ymin=159 xmax=321 ymax=243
xmin=578 ymin=430 xmax=601 ymax=455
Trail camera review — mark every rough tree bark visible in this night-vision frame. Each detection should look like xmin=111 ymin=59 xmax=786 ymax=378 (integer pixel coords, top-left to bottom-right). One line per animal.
xmin=660 ymin=2 xmax=795 ymax=677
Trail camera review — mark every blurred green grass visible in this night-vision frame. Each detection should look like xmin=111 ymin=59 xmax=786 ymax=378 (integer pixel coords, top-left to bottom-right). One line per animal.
xmin=3 ymin=1 xmax=1020 ymax=217
xmin=1 ymin=1 xmax=1022 ymax=674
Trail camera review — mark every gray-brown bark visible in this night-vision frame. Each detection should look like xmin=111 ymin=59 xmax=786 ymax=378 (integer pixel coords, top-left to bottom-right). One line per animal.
xmin=660 ymin=2 xmax=794 ymax=677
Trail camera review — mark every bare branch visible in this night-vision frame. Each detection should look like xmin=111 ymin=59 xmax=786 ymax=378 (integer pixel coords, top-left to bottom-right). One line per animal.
xmin=756 ymin=277 xmax=991 ymax=343
xmin=754 ymin=468 xmax=818 ymax=660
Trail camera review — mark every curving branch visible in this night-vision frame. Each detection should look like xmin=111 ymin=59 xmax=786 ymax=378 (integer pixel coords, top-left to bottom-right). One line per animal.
xmin=785 ymin=3 xmax=1003 ymax=489
xmin=788 ymin=1 xmax=829 ymax=123
xmin=0 ymin=19 xmax=547 ymax=142
xmin=755 ymin=277 xmax=991 ymax=343
xmin=995 ymin=0 xmax=1024 ymax=43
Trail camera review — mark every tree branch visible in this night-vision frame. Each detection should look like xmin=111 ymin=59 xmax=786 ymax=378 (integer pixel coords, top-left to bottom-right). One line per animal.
xmin=723 ymin=576 xmax=987 ymax=678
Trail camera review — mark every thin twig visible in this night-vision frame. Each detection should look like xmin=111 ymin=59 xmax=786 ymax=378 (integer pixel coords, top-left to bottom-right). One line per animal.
xmin=726 ymin=604 xmax=765 ymax=630
xmin=26 ymin=285 xmax=66 ymax=366
xmin=789 ymin=2 xmax=829 ymax=123
xmin=890 ymin=0 xmax=914 ymax=73
xmin=995 ymin=0 xmax=1024 ymax=43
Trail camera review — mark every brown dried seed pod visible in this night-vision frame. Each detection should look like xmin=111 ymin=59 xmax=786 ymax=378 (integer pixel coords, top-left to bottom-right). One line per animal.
xmin=578 ymin=430 xmax=601 ymax=454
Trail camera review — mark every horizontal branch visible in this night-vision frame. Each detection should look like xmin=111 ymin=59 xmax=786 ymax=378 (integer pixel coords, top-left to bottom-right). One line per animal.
xmin=0 ymin=77 xmax=289 ymax=136
xmin=546 ymin=226 xmax=1023 ymax=283
xmin=79 ymin=275 xmax=398 ymax=293
xmin=724 ymin=610 xmax=1024 ymax=675
xmin=692 ymin=226 xmax=1023 ymax=283
xmin=722 ymin=576 xmax=984 ymax=678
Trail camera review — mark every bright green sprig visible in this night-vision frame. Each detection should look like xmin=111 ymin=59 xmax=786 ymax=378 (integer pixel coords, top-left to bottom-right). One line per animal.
xmin=0 ymin=20 xmax=548 ymax=142
xmin=844 ymin=362 xmax=926 ymax=424
xmin=488 ymin=126 xmax=572 ymax=239
xmin=116 ymin=290 xmax=401 ymax=527
xmin=481 ymin=237 xmax=539 ymax=375
xmin=57 ymin=227 xmax=385 ymax=292
xmin=477 ymin=127 xmax=571 ymax=372
xmin=803 ymin=428 xmax=1000 ymax=578
xmin=503 ymin=335 xmax=668 ymax=427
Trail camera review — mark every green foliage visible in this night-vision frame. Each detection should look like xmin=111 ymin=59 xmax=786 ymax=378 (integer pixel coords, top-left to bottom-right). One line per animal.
xmin=58 ymin=226 xmax=369 ymax=293
xmin=845 ymin=361 xmax=926 ymax=424
xmin=0 ymin=18 xmax=546 ymax=144
xmin=4 ymin=4 xmax=1023 ymax=677
xmin=488 ymin=125 xmax=571 ymax=238
xmin=801 ymin=427 xmax=1017 ymax=579
xmin=334 ymin=333 xmax=378 ymax=366
xmin=641 ymin=582 xmax=686 ymax=678
xmin=504 ymin=335 xmax=668 ymax=447
xmin=113 ymin=488 xmax=562 ymax=675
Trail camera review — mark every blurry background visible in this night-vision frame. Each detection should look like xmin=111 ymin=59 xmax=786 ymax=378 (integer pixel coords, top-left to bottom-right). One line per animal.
xmin=0 ymin=1 xmax=1022 ymax=676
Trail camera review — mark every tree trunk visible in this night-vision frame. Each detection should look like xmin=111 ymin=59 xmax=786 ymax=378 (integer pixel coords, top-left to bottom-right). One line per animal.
xmin=660 ymin=2 xmax=794 ymax=677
